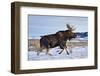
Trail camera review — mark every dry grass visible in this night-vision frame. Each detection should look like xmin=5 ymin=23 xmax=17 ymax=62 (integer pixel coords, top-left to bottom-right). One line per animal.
xmin=28 ymin=39 xmax=41 ymax=51
xmin=66 ymin=41 xmax=88 ymax=48
xmin=28 ymin=39 xmax=88 ymax=51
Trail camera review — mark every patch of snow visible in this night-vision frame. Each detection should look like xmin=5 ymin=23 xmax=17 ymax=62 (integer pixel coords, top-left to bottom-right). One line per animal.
xmin=28 ymin=46 xmax=88 ymax=61
xmin=76 ymin=37 xmax=88 ymax=41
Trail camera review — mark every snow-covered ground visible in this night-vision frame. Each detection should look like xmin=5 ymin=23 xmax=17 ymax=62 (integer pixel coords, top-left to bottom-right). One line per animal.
xmin=28 ymin=46 xmax=88 ymax=61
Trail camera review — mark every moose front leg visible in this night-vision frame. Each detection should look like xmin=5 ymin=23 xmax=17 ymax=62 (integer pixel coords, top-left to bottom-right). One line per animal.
xmin=65 ymin=49 xmax=69 ymax=55
xmin=58 ymin=41 xmax=69 ymax=55
xmin=58 ymin=44 xmax=64 ymax=54
xmin=58 ymin=49 xmax=64 ymax=54
xmin=65 ymin=45 xmax=69 ymax=55
xmin=59 ymin=47 xmax=69 ymax=55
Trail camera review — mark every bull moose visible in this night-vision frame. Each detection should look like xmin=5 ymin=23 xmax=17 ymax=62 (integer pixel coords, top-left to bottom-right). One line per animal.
xmin=37 ymin=24 xmax=76 ymax=55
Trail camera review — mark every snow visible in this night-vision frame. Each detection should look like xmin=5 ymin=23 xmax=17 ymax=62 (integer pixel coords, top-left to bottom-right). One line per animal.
xmin=77 ymin=37 xmax=88 ymax=41
xmin=28 ymin=46 xmax=88 ymax=61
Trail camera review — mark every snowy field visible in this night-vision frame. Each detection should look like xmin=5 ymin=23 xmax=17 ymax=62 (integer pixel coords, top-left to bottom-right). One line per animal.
xmin=28 ymin=39 xmax=88 ymax=61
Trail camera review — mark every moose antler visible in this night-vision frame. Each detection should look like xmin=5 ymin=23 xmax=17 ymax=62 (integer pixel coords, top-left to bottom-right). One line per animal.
xmin=66 ymin=24 xmax=76 ymax=31
xmin=66 ymin=24 xmax=71 ymax=30
xmin=71 ymin=25 xmax=76 ymax=31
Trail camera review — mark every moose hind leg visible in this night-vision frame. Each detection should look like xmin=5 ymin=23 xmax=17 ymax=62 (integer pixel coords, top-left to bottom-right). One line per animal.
xmin=46 ymin=48 xmax=52 ymax=56
xmin=37 ymin=48 xmax=43 ymax=56
xmin=37 ymin=50 xmax=41 ymax=56
xmin=46 ymin=48 xmax=49 ymax=55
xmin=37 ymin=51 xmax=40 ymax=56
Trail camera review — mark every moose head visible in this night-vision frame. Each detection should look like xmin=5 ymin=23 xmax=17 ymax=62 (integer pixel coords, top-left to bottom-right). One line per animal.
xmin=56 ymin=24 xmax=76 ymax=41
xmin=65 ymin=24 xmax=76 ymax=40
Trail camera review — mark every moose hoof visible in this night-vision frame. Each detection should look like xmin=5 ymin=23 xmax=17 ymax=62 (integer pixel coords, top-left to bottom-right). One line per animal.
xmin=49 ymin=53 xmax=53 ymax=56
xmin=67 ymin=53 xmax=69 ymax=55
xmin=37 ymin=54 xmax=39 ymax=56
xmin=46 ymin=53 xmax=53 ymax=56
xmin=66 ymin=52 xmax=69 ymax=55
xmin=37 ymin=51 xmax=41 ymax=56
xmin=58 ymin=52 xmax=62 ymax=54
xmin=56 ymin=50 xmax=60 ymax=52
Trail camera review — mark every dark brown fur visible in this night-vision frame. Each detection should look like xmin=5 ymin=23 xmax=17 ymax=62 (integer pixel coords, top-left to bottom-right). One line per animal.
xmin=39 ymin=24 xmax=76 ymax=55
